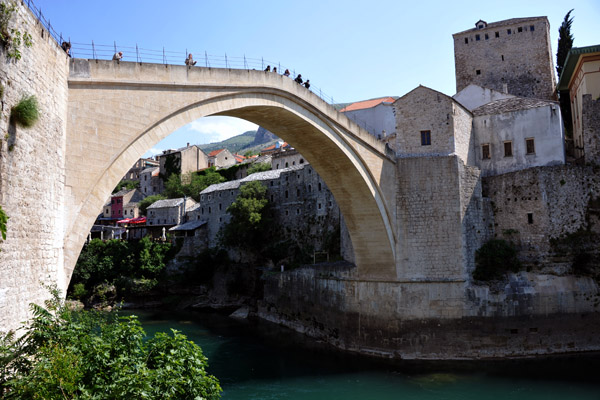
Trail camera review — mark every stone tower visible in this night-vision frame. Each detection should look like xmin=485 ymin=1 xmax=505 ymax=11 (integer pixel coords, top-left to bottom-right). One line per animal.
xmin=453 ymin=17 xmax=556 ymax=100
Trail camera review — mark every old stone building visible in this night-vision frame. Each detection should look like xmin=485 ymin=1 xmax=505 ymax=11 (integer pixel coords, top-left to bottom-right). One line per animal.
xmin=207 ymin=148 xmax=236 ymax=168
xmin=102 ymin=188 xmax=144 ymax=221
xmin=139 ymin=166 xmax=160 ymax=197
xmin=453 ymin=17 xmax=556 ymax=101
xmin=189 ymin=164 xmax=339 ymax=253
xmin=557 ymin=45 xmax=600 ymax=161
xmin=340 ymin=96 xmax=396 ymax=140
xmin=122 ymin=157 xmax=159 ymax=181
xmin=147 ymin=197 xmax=197 ymax=226
xmin=158 ymin=144 xmax=209 ymax=186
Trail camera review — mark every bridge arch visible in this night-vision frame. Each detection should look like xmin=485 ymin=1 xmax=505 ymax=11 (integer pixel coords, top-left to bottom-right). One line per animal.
xmin=65 ymin=60 xmax=397 ymax=288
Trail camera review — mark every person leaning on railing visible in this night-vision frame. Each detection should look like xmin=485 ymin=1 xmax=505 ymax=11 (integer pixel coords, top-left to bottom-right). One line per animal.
xmin=185 ymin=53 xmax=197 ymax=66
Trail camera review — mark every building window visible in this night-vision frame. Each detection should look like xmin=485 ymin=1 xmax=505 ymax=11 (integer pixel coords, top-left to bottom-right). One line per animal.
xmin=297 ymin=189 xmax=300 ymax=197
xmin=209 ymin=207 xmax=211 ymax=214
xmin=481 ymin=144 xmax=491 ymax=160
xmin=270 ymin=195 xmax=274 ymax=202
xmin=518 ymin=27 xmax=523 ymax=33
xmin=318 ymin=182 xmax=322 ymax=191
xmin=285 ymin=190 xmax=288 ymax=199
xmin=124 ymin=210 xmax=127 ymax=215
xmin=285 ymin=210 xmax=289 ymax=216
xmin=296 ymin=208 xmax=300 ymax=215
xmin=308 ymin=184 xmax=312 ymax=192
xmin=495 ymin=31 xmax=499 ymax=38
xmin=507 ymin=29 xmax=511 ymax=35
xmin=276 ymin=163 xmax=279 ymax=169
xmin=526 ymin=138 xmax=535 ymax=154
xmin=530 ymin=25 xmax=534 ymax=31
xmin=208 ymin=195 xmax=211 ymax=201
xmin=201 ymin=207 xmax=204 ymax=215
xmin=318 ymin=203 xmax=322 ymax=210
xmin=285 ymin=162 xmax=289 ymax=168
xmin=420 ymin=130 xmax=431 ymax=146
xmin=504 ymin=141 xmax=513 ymax=157
xmin=300 ymin=159 xmax=304 ymax=164
xmin=219 ymin=203 xmax=222 ymax=211
xmin=485 ymin=33 xmax=489 ymax=40
xmin=201 ymin=195 xmax=204 ymax=201
xmin=475 ymin=34 xmax=480 ymax=41
xmin=464 ymin=37 xmax=468 ymax=44
xmin=501 ymin=55 xmax=504 ymax=61
xmin=476 ymin=69 xmax=481 ymax=75
xmin=219 ymin=217 xmax=222 ymax=222
xmin=527 ymin=213 xmax=533 ymax=224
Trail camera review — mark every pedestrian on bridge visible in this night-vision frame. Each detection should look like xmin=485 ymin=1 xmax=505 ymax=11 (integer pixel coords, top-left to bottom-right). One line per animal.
xmin=265 ymin=65 xmax=271 ymax=72
xmin=112 ymin=51 xmax=123 ymax=61
xmin=185 ymin=53 xmax=197 ymax=66
xmin=304 ymin=80 xmax=310 ymax=89
xmin=295 ymin=74 xmax=303 ymax=84
xmin=273 ymin=67 xmax=277 ymax=73
xmin=283 ymin=69 xmax=290 ymax=77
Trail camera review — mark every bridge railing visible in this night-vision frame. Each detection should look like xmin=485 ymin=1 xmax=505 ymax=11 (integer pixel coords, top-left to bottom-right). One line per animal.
xmin=22 ymin=0 xmax=380 ymax=137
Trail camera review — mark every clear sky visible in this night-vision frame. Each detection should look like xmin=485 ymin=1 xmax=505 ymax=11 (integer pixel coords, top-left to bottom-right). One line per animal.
xmin=33 ymin=0 xmax=599 ymax=156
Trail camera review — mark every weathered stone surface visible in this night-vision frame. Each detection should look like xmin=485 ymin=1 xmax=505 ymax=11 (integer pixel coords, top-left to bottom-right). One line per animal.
xmin=453 ymin=17 xmax=556 ymax=101
xmin=583 ymin=94 xmax=600 ymax=164
xmin=0 ymin=3 xmax=69 ymax=332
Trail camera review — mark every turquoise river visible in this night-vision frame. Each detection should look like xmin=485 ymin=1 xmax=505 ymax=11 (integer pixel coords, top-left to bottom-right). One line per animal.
xmin=136 ymin=310 xmax=600 ymax=400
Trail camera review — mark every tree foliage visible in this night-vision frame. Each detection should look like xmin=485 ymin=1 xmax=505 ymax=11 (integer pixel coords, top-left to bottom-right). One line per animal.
xmin=557 ymin=9 xmax=574 ymax=138
xmin=70 ymin=237 xmax=175 ymax=301
xmin=247 ymin=162 xmax=271 ymax=175
xmin=0 ymin=288 xmax=221 ymax=399
xmin=556 ymin=9 xmax=574 ymax=79
xmin=112 ymin=179 xmax=139 ymax=194
xmin=473 ymin=239 xmax=521 ymax=281
xmin=0 ymin=205 xmax=7 ymax=242
xmin=219 ymin=181 xmax=272 ymax=250
xmin=164 ymin=169 xmax=225 ymax=201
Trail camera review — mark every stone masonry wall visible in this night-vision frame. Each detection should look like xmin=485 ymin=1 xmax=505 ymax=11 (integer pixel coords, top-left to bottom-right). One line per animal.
xmin=583 ymin=94 xmax=600 ymax=165
xmin=394 ymin=86 xmax=457 ymax=158
xmin=453 ymin=17 xmax=556 ymax=100
xmin=395 ymin=156 xmax=465 ymax=280
xmin=483 ymin=164 xmax=600 ymax=264
xmin=0 ymin=4 xmax=69 ymax=331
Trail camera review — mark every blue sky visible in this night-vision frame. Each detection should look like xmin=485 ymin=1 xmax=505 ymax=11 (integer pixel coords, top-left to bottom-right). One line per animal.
xmin=33 ymin=0 xmax=599 ymax=156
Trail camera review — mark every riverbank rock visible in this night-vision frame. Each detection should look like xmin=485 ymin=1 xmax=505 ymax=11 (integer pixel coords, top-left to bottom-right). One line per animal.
xmin=230 ymin=306 xmax=250 ymax=319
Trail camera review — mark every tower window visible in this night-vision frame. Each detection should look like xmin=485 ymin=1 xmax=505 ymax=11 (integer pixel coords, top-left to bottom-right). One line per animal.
xmin=504 ymin=141 xmax=513 ymax=157
xmin=481 ymin=144 xmax=491 ymax=160
xmin=495 ymin=31 xmax=499 ymax=38
xmin=501 ymin=55 xmax=504 ymax=61
xmin=475 ymin=34 xmax=480 ymax=41
xmin=507 ymin=29 xmax=512 ymax=35
xmin=476 ymin=69 xmax=481 ymax=75
xmin=518 ymin=27 xmax=523 ymax=33
xmin=485 ymin=33 xmax=489 ymax=40
xmin=464 ymin=37 xmax=469 ymax=44
xmin=527 ymin=213 xmax=533 ymax=224
xmin=530 ymin=25 xmax=534 ymax=31
xmin=526 ymin=138 xmax=535 ymax=154
xmin=420 ymin=130 xmax=431 ymax=146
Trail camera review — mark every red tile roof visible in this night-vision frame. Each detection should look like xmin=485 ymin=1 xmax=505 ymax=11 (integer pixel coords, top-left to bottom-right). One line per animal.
xmin=234 ymin=154 xmax=246 ymax=163
xmin=261 ymin=142 xmax=289 ymax=152
xmin=208 ymin=149 xmax=225 ymax=157
xmin=340 ymin=97 xmax=396 ymax=112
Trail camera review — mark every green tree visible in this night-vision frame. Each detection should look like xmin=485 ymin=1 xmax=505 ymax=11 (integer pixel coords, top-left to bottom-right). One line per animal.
xmin=557 ymin=9 xmax=574 ymax=138
xmin=473 ymin=239 xmax=521 ymax=281
xmin=0 ymin=205 xmax=7 ymax=243
xmin=185 ymin=169 xmax=226 ymax=201
xmin=0 ymin=288 xmax=221 ymax=399
xmin=139 ymin=194 xmax=167 ymax=216
xmin=112 ymin=179 xmax=139 ymax=193
xmin=247 ymin=162 xmax=271 ymax=175
xmin=219 ymin=180 xmax=272 ymax=250
xmin=164 ymin=173 xmax=185 ymax=198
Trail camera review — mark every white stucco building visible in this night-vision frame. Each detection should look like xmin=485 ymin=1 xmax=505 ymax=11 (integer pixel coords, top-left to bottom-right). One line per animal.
xmin=340 ymin=96 xmax=396 ymax=140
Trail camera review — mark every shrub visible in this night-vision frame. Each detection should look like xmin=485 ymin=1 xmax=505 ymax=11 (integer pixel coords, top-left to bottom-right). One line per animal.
xmin=0 ymin=288 xmax=222 ymax=399
xmin=70 ymin=283 xmax=87 ymax=300
xmin=473 ymin=239 xmax=521 ymax=281
xmin=10 ymin=95 xmax=39 ymax=127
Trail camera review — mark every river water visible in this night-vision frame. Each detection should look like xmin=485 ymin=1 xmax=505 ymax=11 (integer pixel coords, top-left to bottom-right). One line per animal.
xmin=135 ymin=309 xmax=600 ymax=400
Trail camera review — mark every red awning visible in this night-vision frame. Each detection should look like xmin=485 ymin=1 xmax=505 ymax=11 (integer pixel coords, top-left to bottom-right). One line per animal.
xmin=129 ymin=216 xmax=147 ymax=224
xmin=116 ymin=218 xmax=131 ymax=224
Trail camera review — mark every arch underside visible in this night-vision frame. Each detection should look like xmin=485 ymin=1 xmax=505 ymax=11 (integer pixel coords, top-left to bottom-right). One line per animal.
xmin=65 ymin=83 xmax=397 ymax=286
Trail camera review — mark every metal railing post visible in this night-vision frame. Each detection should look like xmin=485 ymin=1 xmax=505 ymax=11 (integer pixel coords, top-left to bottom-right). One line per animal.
xmin=136 ymin=44 xmax=140 ymax=63
xmin=205 ymin=51 xmax=208 ymax=67
xmin=113 ymin=41 xmax=117 ymax=56
xmin=92 ymin=40 xmax=96 ymax=60
xmin=225 ymin=53 xmax=228 ymax=68
xmin=244 ymin=55 xmax=247 ymax=69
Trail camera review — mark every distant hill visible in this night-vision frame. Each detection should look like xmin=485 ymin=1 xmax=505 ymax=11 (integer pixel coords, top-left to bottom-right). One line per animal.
xmin=198 ymin=128 xmax=280 ymax=155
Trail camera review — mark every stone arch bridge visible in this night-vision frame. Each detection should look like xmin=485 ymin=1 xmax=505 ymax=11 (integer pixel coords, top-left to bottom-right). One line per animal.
xmin=65 ymin=59 xmax=398 ymax=284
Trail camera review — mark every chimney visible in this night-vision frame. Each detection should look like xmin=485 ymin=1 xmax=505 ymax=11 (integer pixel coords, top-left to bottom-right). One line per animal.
xmin=187 ymin=142 xmax=190 ymax=147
